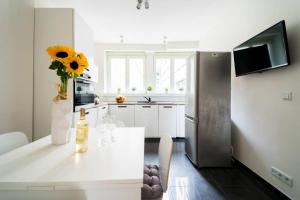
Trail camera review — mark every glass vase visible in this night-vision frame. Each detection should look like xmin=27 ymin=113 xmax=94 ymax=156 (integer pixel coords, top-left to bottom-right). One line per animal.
xmin=51 ymin=77 xmax=72 ymax=145
xmin=59 ymin=77 xmax=68 ymax=100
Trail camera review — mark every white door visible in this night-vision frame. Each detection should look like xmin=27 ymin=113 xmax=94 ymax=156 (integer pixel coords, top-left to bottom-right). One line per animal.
xmin=159 ymin=105 xmax=177 ymax=138
xmin=135 ymin=105 xmax=158 ymax=138
xmin=108 ymin=105 xmax=134 ymax=127
xmin=176 ymin=105 xmax=185 ymax=137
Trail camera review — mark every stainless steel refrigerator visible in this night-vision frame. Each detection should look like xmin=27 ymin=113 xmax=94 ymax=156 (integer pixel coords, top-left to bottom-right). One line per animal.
xmin=185 ymin=51 xmax=231 ymax=167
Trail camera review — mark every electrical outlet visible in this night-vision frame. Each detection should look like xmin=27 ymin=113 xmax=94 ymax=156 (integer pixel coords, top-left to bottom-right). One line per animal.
xmin=271 ymin=167 xmax=293 ymax=187
xmin=281 ymin=91 xmax=292 ymax=101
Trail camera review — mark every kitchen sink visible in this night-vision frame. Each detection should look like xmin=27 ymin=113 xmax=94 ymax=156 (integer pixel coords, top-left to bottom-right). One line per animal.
xmin=137 ymin=101 xmax=157 ymax=104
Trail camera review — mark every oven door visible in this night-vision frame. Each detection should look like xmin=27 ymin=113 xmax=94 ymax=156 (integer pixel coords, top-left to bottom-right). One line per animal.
xmin=74 ymin=79 xmax=96 ymax=110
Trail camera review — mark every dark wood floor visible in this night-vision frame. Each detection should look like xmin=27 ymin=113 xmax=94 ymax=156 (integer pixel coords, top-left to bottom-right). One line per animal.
xmin=144 ymin=139 xmax=287 ymax=200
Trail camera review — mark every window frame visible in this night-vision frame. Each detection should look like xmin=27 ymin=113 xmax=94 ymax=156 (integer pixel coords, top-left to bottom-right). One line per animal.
xmin=154 ymin=54 xmax=189 ymax=93
xmin=106 ymin=53 xmax=146 ymax=93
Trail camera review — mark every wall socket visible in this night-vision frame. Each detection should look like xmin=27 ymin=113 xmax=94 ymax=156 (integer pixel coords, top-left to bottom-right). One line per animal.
xmin=271 ymin=167 xmax=293 ymax=187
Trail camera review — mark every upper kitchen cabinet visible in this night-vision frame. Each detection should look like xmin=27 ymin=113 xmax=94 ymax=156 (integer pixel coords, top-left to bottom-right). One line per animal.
xmin=34 ymin=8 xmax=96 ymax=140
xmin=73 ymin=12 xmax=98 ymax=83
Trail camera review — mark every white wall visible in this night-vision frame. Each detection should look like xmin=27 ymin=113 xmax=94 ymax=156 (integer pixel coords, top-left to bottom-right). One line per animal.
xmin=195 ymin=0 xmax=300 ymax=199
xmin=74 ymin=12 xmax=94 ymax=64
xmin=0 ymin=0 xmax=34 ymax=141
xmin=34 ymin=8 xmax=74 ymax=140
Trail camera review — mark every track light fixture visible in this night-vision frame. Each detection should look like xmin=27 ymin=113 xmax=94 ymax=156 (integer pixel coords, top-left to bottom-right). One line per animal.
xmin=137 ymin=0 xmax=149 ymax=10
xmin=145 ymin=0 xmax=149 ymax=9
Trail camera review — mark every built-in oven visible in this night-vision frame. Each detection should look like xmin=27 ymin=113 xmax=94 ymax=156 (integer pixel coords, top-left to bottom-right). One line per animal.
xmin=73 ymin=78 xmax=97 ymax=112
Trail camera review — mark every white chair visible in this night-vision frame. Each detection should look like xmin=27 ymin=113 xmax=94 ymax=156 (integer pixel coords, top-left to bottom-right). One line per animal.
xmin=0 ymin=132 xmax=29 ymax=155
xmin=142 ymin=134 xmax=173 ymax=200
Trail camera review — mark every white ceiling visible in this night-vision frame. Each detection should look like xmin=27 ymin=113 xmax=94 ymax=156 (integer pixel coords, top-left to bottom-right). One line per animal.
xmin=35 ymin=0 xmax=223 ymax=44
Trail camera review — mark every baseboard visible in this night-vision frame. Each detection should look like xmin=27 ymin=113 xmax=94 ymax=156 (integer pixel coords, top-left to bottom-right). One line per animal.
xmin=145 ymin=137 xmax=185 ymax=143
xmin=233 ymin=158 xmax=291 ymax=200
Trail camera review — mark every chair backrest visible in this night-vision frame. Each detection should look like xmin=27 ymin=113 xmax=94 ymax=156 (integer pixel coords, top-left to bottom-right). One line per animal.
xmin=0 ymin=132 xmax=29 ymax=155
xmin=158 ymin=134 xmax=173 ymax=192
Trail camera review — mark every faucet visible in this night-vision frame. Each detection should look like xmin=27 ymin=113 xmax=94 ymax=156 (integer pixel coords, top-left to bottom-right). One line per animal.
xmin=144 ymin=96 xmax=152 ymax=103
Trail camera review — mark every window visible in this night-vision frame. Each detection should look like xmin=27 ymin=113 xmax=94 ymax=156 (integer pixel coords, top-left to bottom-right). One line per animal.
xmin=174 ymin=58 xmax=187 ymax=92
xmin=155 ymin=55 xmax=188 ymax=93
xmin=129 ymin=58 xmax=144 ymax=92
xmin=110 ymin=57 xmax=126 ymax=92
xmin=107 ymin=53 xmax=145 ymax=93
xmin=105 ymin=51 xmax=191 ymax=94
xmin=155 ymin=58 xmax=171 ymax=92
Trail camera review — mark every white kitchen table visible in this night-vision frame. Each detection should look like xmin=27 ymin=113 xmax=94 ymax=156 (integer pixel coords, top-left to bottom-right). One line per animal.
xmin=0 ymin=128 xmax=144 ymax=200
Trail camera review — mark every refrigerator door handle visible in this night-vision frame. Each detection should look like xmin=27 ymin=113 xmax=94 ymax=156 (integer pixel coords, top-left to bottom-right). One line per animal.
xmin=185 ymin=115 xmax=198 ymax=123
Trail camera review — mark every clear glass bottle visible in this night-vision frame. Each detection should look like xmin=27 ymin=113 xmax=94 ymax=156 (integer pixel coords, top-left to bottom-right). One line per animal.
xmin=76 ymin=108 xmax=89 ymax=153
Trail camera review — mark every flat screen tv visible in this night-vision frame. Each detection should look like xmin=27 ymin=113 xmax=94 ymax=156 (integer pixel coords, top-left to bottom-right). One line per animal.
xmin=233 ymin=20 xmax=290 ymax=77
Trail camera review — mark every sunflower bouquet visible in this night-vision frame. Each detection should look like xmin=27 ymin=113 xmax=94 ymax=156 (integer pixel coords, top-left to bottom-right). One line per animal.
xmin=47 ymin=45 xmax=88 ymax=101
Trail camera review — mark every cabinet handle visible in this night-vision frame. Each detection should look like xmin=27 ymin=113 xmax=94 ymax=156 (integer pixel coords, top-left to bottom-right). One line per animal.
xmin=142 ymin=106 xmax=151 ymax=108
xmin=85 ymin=112 xmax=89 ymax=115
xmin=102 ymin=107 xmax=106 ymax=109
xmin=118 ymin=105 xmax=127 ymax=108
xmin=163 ymin=106 xmax=173 ymax=108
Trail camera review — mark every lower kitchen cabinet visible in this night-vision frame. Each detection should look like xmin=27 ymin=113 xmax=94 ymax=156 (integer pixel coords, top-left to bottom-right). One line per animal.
xmin=73 ymin=107 xmax=98 ymax=128
xmin=108 ymin=105 xmax=135 ymax=127
xmin=134 ymin=105 xmax=158 ymax=138
xmin=107 ymin=103 xmax=185 ymax=138
xmin=176 ymin=105 xmax=185 ymax=137
xmin=159 ymin=105 xmax=177 ymax=138
xmin=97 ymin=104 xmax=108 ymax=122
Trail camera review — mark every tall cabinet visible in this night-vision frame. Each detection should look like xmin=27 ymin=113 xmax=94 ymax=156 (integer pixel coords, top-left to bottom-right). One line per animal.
xmin=34 ymin=8 xmax=95 ymax=140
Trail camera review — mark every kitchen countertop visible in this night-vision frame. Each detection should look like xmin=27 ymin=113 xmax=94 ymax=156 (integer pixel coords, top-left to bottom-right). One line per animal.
xmin=106 ymin=101 xmax=185 ymax=105
xmin=74 ymin=102 xmax=108 ymax=112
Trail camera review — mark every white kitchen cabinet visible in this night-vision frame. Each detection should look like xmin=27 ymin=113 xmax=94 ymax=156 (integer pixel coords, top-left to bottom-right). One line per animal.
xmin=86 ymin=108 xmax=98 ymax=128
xmin=98 ymin=104 xmax=108 ymax=123
xmin=176 ymin=105 xmax=185 ymax=137
xmin=85 ymin=65 xmax=98 ymax=83
xmin=159 ymin=105 xmax=177 ymax=138
xmin=73 ymin=112 xmax=80 ymax=128
xmin=109 ymin=105 xmax=135 ymax=127
xmin=34 ymin=8 xmax=95 ymax=140
xmin=135 ymin=105 xmax=158 ymax=138
xmin=73 ymin=107 xmax=98 ymax=128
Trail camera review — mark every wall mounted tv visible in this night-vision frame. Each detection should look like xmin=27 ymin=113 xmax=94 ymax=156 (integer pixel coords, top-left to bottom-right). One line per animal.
xmin=233 ymin=20 xmax=290 ymax=77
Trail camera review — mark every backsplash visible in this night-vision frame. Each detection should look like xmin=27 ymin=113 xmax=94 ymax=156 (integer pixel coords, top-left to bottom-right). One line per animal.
xmin=101 ymin=94 xmax=185 ymax=103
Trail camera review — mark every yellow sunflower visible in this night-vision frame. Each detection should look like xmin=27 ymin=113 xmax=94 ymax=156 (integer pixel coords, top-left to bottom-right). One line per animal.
xmin=47 ymin=45 xmax=75 ymax=62
xmin=65 ymin=54 xmax=88 ymax=76
xmin=77 ymin=52 xmax=89 ymax=68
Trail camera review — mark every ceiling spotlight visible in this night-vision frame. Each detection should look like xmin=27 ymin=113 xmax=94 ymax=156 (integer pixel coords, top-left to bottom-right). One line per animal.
xmin=137 ymin=0 xmax=150 ymax=10
xmin=137 ymin=0 xmax=142 ymax=9
xmin=145 ymin=0 xmax=149 ymax=9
